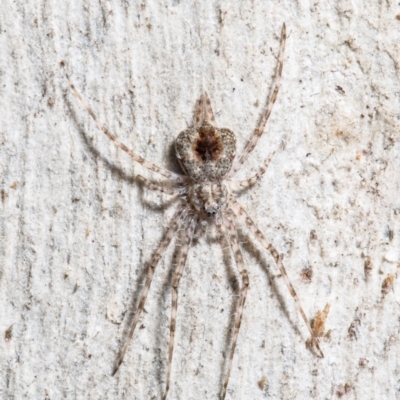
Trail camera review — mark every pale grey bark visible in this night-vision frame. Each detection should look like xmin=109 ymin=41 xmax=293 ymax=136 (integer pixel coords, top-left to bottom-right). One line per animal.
xmin=1 ymin=1 xmax=400 ymax=399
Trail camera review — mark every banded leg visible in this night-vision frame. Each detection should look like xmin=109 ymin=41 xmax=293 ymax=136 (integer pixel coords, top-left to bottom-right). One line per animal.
xmin=68 ymin=79 xmax=186 ymax=183
xmin=230 ymin=24 xmax=286 ymax=176
xmin=163 ymin=217 xmax=196 ymax=400
xmin=228 ymin=152 xmax=275 ymax=191
xmin=220 ymin=212 xmax=250 ymax=400
xmin=136 ymin=175 xmax=185 ymax=195
xmin=112 ymin=206 xmax=187 ymax=376
xmin=194 ymin=91 xmax=216 ymax=128
xmin=230 ymin=199 xmax=324 ymax=358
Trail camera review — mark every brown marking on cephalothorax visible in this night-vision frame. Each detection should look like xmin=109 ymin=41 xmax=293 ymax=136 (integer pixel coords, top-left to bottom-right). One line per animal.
xmin=193 ymin=124 xmax=223 ymax=162
xmin=176 ymin=124 xmax=236 ymax=182
xmin=175 ymin=91 xmax=235 ymax=181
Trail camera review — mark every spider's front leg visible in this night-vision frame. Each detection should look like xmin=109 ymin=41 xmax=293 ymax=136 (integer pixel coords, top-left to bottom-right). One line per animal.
xmin=68 ymin=79 xmax=187 ymax=183
xmin=230 ymin=23 xmax=286 ymax=177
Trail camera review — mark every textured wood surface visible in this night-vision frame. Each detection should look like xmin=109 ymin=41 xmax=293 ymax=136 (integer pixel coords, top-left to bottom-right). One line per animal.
xmin=1 ymin=2 xmax=400 ymax=399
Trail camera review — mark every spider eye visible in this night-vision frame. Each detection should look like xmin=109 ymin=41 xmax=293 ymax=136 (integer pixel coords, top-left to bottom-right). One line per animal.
xmin=204 ymin=207 xmax=217 ymax=216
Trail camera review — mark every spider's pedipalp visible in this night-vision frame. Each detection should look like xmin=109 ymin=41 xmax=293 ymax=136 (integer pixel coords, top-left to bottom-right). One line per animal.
xmin=230 ymin=23 xmax=286 ymax=177
xmin=164 ymin=216 xmax=197 ymax=400
xmin=220 ymin=212 xmax=249 ymax=400
xmin=112 ymin=205 xmax=188 ymax=376
xmin=194 ymin=91 xmax=216 ymax=128
xmin=68 ymin=79 xmax=187 ymax=183
xmin=230 ymin=198 xmax=324 ymax=358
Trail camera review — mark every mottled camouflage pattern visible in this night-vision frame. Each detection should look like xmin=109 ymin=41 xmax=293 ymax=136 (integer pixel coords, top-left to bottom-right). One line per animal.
xmin=175 ymin=123 xmax=236 ymax=182
xmin=68 ymin=25 xmax=323 ymax=400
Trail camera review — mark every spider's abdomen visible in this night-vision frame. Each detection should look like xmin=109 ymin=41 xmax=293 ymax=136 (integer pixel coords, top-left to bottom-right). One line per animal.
xmin=188 ymin=182 xmax=228 ymax=217
xmin=175 ymin=122 xmax=236 ymax=182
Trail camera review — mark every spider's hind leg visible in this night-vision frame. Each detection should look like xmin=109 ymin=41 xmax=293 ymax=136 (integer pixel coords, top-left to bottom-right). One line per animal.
xmin=231 ymin=198 xmax=324 ymax=358
xmin=163 ymin=216 xmax=196 ymax=400
xmin=112 ymin=205 xmax=188 ymax=376
xmin=219 ymin=212 xmax=249 ymax=400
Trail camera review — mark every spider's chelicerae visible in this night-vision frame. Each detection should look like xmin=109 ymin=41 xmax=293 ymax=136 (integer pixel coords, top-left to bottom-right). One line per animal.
xmin=69 ymin=23 xmax=323 ymax=400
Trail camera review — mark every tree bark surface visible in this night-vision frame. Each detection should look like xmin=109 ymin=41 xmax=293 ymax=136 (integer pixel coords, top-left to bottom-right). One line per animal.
xmin=1 ymin=2 xmax=400 ymax=399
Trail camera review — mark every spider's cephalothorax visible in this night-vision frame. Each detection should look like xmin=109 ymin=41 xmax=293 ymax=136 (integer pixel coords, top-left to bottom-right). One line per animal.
xmin=69 ymin=23 xmax=324 ymax=400
xmin=176 ymin=92 xmax=233 ymax=217
xmin=175 ymin=96 xmax=236 ymax=182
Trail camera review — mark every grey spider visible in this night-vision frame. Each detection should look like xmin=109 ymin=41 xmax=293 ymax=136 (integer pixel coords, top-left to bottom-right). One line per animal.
xmin=69 ymin=23 xmax=323 ymax=400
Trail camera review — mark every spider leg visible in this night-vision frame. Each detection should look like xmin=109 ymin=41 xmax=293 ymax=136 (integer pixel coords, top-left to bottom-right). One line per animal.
xmin=230 ymin=198 xmax=324 ymax=358
xmin=112 ymin=205 xmax=188 ymax=376
xmin=228 ymin=151 xmax=275 ymax=191
xmin=68 ymin=79 xmax=186 ymax=183
xmin=230 ymin=23 xmax=286 ymax=177
xmin=194 ymin=91 xmax=216 ymax=128
xmin=137 ymin=175 xmax=186 ymax=195
xmin=220 ymin=212 xmax=250 ymax=400
xmin=163 ymin=216 xmax=196 ymax=400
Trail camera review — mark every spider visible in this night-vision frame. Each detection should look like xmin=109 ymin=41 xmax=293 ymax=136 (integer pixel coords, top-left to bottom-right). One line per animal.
xmin=68 ymin=23 xmax=323 ymax=400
